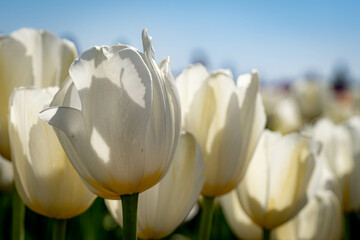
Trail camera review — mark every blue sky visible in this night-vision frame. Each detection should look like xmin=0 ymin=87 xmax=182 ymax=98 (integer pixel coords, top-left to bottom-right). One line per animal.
xmin=1 ymin=0 xmax=359 ymax=83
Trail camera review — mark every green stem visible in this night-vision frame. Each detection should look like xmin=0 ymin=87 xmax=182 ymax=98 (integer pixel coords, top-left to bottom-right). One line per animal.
xmin=52 ymin=219 xmax=67 ymax=240
xmin=12 ymin=188 xmax=25 ymax=240
xmin=344 ymin=212 xmax=351 ymax=240
xmin=121 ymin=193 xmax=139 ymax=240
xmin=263 ymin=228 xmax=270 ymax=240
xmin=199 ymin=196 xmax=215 ymax=240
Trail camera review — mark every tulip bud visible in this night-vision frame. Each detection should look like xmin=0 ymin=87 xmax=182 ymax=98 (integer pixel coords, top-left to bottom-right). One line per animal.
xmin=9 ymin=87 xmax=96 ymax=219
xmin=312 ymin=117 xmax=360 ymax=211
xmin=237 ymin=130 xmax=316 ymax=229
xmin=271 ymin=97 xmax=302 ymax=134
xmin=292 ymin=80 xmax=325 ymax=121
xmin=220 ymin=137 xmax=340 ymax=240
xmin=177 ymin=65 xmax=266 ymax=197
xmin=105 ymin=132 xmax=205 ymax=239
xmin=40 ymin=29 xmax=181 ymax=199
xmin=0 ymin=28 xmax=77 ymax=160
xmin=274 ymin=164 xmax=342 ymax=240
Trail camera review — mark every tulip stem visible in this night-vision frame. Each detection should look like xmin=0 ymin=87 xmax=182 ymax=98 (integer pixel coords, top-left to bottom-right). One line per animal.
xmin=199 ymin=196 xmax=215 ymax=240
xmin=263 ymin=228 xmax=270 ymax=240
xmin=52 ymin=219 xmax=66 ymax=240
xmin=12 ymin=187 xmax=25 ymax=240
xmin=121 ymin=193 xmax=139 ymax=240
xmin=344 ymin=212 xmax=351 ymax=240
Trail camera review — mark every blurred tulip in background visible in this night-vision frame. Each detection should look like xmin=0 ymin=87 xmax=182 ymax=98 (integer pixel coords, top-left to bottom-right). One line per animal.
xmin=177 ymin=65 xmax=265 ymax=197
xmin=312 ymin=118 xmax=360 ymax=212
xmin=9 ymin=87 xmax=96 ymax=219
xmin=0 ymin=28 xmax=77 ymax=160
xmin=237 ymin=130 xmax=317 ymax=231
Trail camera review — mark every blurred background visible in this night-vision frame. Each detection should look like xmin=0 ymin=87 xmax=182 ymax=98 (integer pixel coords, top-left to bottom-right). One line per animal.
xmin=1 ymin=0 xmax=359 ymax=239
xmin=1 ymin=0 xmax=359 ymax=84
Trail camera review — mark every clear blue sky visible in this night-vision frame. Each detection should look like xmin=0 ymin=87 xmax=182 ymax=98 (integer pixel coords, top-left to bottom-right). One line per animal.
xmin=1 ymin=0 xmax=359 ymax=83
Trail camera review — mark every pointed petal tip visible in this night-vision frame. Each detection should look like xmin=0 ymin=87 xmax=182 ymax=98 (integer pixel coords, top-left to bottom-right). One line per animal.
xmin=38 ymin=107 xmax=58 ymax=123
xmin=142 ymin=28 xmax=151 ymax=45
xmin=142 ymin=28 xmax=154 ymax=58
xmin=251 ymin=69 xmax=259 ymax=80
xmin=251 ymin=69 xmax=260 ymax=88
xmin=159 ymin=57 xmax=171 ymax=71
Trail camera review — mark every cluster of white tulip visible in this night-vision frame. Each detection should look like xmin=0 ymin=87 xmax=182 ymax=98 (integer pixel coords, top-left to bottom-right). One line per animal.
xmin=0 ymin=27 xmax=359 ymax=240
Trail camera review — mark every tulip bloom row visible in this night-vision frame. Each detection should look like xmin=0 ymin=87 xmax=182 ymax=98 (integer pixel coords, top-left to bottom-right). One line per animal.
xmin=0 ymin=28 xmax=358 ymax=240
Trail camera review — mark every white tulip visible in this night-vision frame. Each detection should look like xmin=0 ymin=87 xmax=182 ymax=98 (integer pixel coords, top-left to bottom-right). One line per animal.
xmin=9 ymin=87 xmax=96 ymax=219
xmin=40 ymin=29 xmax=181 ymax=199
xmin=261 ymin=87 xmax=302 ymax=134
xmin=274 ymin=160 xmax=342 ymax=240
xmin=221 ymin=141 xmax=341 ymax=240
xmin=272 ymin=97 xmax=302 ymax=134
xmin=0 ymin=28 xmax=77 ymax=160
xmin=105 ymin=132 xmax=205 ymax=239
xmin=177 ymin=65 xmax=265 ymax=197
xmin=312 ymin=117 xmax=360 ymax=211
xmin=237 ymin=130 xmax=317 ymax=229
xmin=292 ymin=80 xmax=325 ymax=120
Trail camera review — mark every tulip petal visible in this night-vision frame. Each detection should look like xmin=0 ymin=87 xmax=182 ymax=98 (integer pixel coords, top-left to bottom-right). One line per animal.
xmin=40 ymin=106 xmax=123 ymax=198
xmin=176 ymin=64 xmax=209 ymax=129
xmin=133 ymin=32 xmax=181 ymax=193
xmin=106 ymin=132 xmax=205 ymax=239
xmin=10 ymin=87 xmax=95 ymax=219
xmin=158 ymin=57 xmax=181 ymax=172
xmin=220 ymin=191 xmax=262 ymax=240
xmin=50 ymin=77 xmax=73 ymax=107
xmin=312 ymin=118 xmax=354 ymax=210
xmin=138 ymin=56 xmax=178 ymax=193
xmin=50 ymin=77 xmax=81 ymax=110
xmin=0 ymin=28 xmax=76 ymax=160
xmin=183 ymin=71 xmax=236 ymax=196
xmin=265 ymin=134 xmax=315 ymax=228
xmin=235 ymin=70 xmax=266 ymax=181
xmin=237 ymin=130 xmax=282 ymax=227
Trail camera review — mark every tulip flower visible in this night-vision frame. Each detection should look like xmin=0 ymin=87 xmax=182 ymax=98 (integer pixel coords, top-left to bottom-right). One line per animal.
xmin=275 ymin=191 xmax=341 ymax=240
xmin=271 ymin=97 xmax=302 ymax=134
xmin=177 ymin=66 xmax=265 ymax=196
xmin=176 ymin=65 xmax=265 ymax=239
xmin=312 ymin=117 xmax=360 ymax=239
xmin=312 ymin=118 xmax=360 ymax=211
xmin=105 ymin=132 xmax=205 ymax=239
xmin=221 ymin=157 xmax=341 ymax=240
xmin=40 ymin=29 xmax=181 ymax=240
xmin=0 ymin=28 xmax=77 ymax=161
xmin=292 ymin=80 xmax=325 ymax=121
xmin=261 ymin=87 xmax=302 ymax=134
xmin=237 ymin=130 xmax=316 ymax=238
xmin=273 ymin=157 xmax=342 ymax=240
xmin=9 ymin=87 xmax=96 ymax=238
